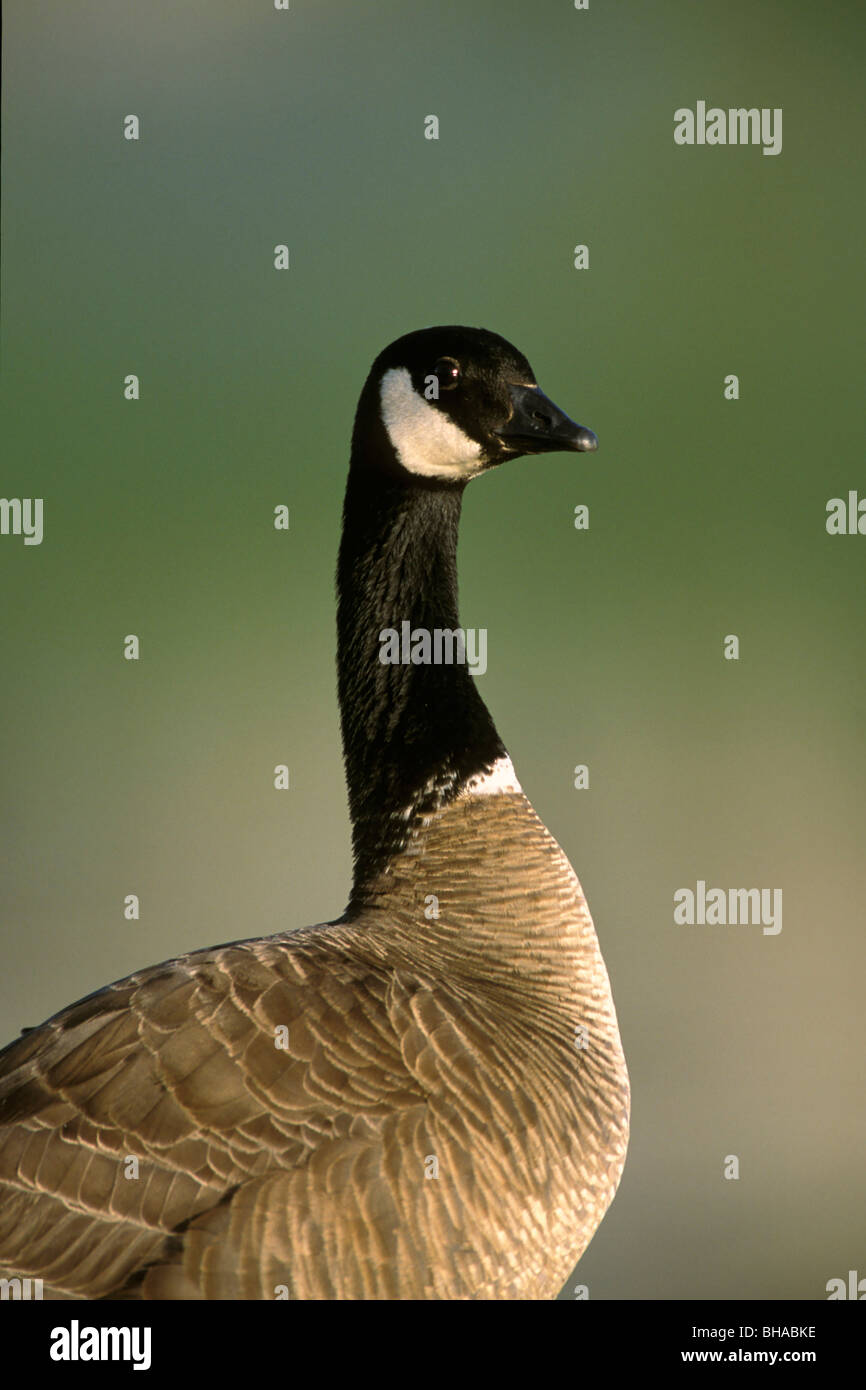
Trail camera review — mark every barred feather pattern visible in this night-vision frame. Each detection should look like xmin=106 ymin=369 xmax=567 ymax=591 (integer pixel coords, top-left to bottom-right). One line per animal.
xmin=0 ymin=789 xmax=628 ymax=1299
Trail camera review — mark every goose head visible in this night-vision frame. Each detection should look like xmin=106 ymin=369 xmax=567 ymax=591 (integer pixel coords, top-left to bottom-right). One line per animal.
xmin=339 ymin=325 xmax=599 ymax=885
xmin=351 ymin=325 xmax=598 ymax=482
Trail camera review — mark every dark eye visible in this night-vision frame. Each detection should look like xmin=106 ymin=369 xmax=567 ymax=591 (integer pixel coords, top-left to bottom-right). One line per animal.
xmin=433 ymin=357 xmax=460 ymax=391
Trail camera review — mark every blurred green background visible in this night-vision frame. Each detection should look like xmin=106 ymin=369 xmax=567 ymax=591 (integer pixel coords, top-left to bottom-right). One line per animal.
xmin=2 ymin=0 xmax=864 ymax=1300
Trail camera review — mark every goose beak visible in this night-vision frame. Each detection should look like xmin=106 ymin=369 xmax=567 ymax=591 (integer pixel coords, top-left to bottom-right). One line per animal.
xmin=495 ymin=383 xmax=598 ymax=454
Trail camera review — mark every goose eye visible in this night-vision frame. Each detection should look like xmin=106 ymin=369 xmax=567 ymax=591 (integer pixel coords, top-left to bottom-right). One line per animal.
xmin=433 ymin=358 xmax=460 ymax=391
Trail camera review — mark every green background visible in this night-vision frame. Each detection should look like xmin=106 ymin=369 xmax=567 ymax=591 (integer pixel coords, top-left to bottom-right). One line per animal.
xmin=2 ymin=0 xmax=864 ymax=1299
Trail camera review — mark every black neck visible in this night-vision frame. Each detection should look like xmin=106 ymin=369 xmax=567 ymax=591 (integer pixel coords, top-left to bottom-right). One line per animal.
xmin=337 ymin=462 xmax=505 ymax=898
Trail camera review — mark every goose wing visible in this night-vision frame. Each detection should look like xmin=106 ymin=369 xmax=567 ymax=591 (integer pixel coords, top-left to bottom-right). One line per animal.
xmin=0 ymin=933 xmax=431 ymax=1299
xmin=0 ymin=932 xmax=536 ymax=1298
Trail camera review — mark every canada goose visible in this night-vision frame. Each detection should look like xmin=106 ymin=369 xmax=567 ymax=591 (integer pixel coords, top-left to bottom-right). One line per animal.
xmin=0 ymin=326 xmax=629 ymax=1300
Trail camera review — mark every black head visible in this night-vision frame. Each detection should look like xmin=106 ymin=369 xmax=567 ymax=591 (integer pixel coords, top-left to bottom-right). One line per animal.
xmin=352 ymin=325 xmax=597 ymax=482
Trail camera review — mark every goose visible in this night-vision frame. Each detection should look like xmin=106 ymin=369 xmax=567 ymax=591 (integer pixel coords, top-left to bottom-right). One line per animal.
xmin=0 ymin=326 xmax=629 ymax=1300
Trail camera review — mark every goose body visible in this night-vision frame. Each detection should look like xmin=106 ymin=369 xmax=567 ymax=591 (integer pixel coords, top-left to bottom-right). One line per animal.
xmin=0 ymin=327 xmax=629 ymax=1299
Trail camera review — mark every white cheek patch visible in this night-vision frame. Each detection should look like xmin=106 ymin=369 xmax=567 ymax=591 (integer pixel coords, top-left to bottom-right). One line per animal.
xmin=380 ymin=367 xmax=485 ymax=479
